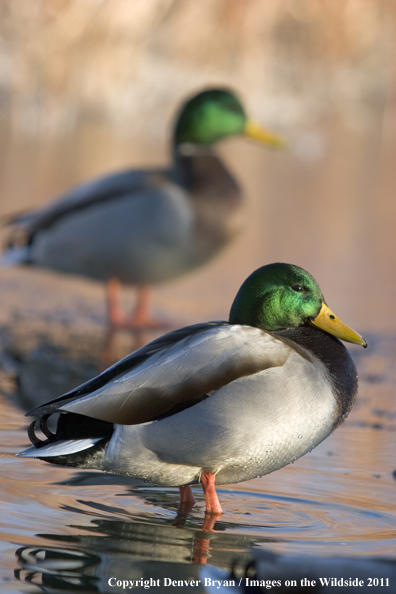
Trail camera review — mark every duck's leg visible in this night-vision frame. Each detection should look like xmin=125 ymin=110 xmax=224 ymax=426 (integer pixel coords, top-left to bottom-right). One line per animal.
xmin=132 ymin=286 xmax=154 ymax=327
xmin=174 ymin=485 xmax=196 ymax=519
xmin=106 ymin=278 xmax=127 ymax=327
xmin=192 ymin=478 xmax=222 ymax=563
xmin=179 ymin=485 xmax=196 ymax=505
xmin=105 ymin=280 xmax=172 ymax=330
xmin=201 ymin=472 xmax=223 ymax=515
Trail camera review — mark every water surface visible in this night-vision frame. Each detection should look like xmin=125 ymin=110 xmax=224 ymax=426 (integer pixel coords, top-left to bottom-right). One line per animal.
xmin=0 ymin=323 xmax=394 ymax=593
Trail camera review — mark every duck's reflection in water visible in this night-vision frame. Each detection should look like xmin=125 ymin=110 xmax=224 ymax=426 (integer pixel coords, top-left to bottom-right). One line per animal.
xmin=15 ymin=544 xmax=242 ymax=593
xmin=15 ymin=541 xmax=396 ymax=594
xmin=13 ymin=473 xmax=396 ymax=594
xmin=14 ymin=497 xmax=272 ymax=593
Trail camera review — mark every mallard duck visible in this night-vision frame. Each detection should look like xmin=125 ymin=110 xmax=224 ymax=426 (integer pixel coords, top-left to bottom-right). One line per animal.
xmin=2 ymin=89 xmax=284 ymax=329
xmin=18 ymin=263 xmax=366 ymax=515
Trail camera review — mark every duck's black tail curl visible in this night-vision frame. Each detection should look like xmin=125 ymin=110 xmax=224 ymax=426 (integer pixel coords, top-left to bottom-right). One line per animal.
xmin=21 ymin=412 xmax=114 ymax=468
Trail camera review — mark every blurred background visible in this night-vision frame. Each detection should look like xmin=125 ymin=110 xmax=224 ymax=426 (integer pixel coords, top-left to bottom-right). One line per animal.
xmin=0 ymin=0 xmax=395 ymax=333
xmin=0 ymin=2 xmax=395 ymax=589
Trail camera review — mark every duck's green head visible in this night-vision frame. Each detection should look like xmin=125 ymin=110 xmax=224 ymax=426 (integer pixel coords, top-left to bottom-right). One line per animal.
xmin=229 ymin=263 xmax=367 ymax=347
xmin=174 ymin=89 xmax=285 ymax=148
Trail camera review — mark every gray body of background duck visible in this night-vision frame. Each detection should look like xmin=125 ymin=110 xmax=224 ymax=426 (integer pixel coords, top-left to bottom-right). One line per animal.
xmin=18 ymin=263 xmax=367 ymax=515
xmin=2 ymin=89 xmax=284 ymax=329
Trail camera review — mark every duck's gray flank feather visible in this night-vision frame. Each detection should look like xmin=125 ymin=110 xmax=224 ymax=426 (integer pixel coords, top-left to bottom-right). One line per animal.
xmin=55 ymin=324 xmax=289 ymax=425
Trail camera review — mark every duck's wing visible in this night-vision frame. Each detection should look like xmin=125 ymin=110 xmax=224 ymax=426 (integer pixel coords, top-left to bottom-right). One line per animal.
xmin=6 ymin=168 xmax=169 ymax=237
xmin=27 ymin=322 xmax=289 ymax=425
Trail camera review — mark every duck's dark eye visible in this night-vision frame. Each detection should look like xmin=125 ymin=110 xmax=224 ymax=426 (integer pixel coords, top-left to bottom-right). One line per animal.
xmin=292 ymin=284 xmax=304 ymax=293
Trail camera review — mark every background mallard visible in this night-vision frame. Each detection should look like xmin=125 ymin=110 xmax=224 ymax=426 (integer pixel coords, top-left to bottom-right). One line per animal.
xmin=2 ymin=89 xmax=284 ymax=329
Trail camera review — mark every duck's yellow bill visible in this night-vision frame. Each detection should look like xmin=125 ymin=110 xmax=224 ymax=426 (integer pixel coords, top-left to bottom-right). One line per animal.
xmin=310 ymin=303 xmax=367 ymax=348
xmin=244 ymin=119 xmax=287 ymax=148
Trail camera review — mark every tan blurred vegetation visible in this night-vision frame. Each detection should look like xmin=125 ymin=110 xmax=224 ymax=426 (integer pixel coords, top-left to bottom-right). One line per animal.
xmin=0 ymin=0 xmax=394 ymax=138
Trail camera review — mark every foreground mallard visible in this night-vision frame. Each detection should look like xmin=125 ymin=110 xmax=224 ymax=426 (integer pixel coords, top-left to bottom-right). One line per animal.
xmin=18 ymin=263 xmax=366 ymax=514
xmin=2 ymin=89 xmax=284 ymax=329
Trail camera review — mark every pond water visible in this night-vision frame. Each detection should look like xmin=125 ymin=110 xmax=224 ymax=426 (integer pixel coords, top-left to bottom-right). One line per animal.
xmin=0 ymin=328 xmax=395 ymax=593
xmin=0 ymin=111 xmax=396 ymax=592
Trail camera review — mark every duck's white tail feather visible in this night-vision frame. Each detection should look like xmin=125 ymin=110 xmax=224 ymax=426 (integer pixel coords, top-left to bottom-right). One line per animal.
xmin=0 ymin=246 xmax=31 ymax=266
xmin=17 ymin=437 xmax=102 ymax=458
